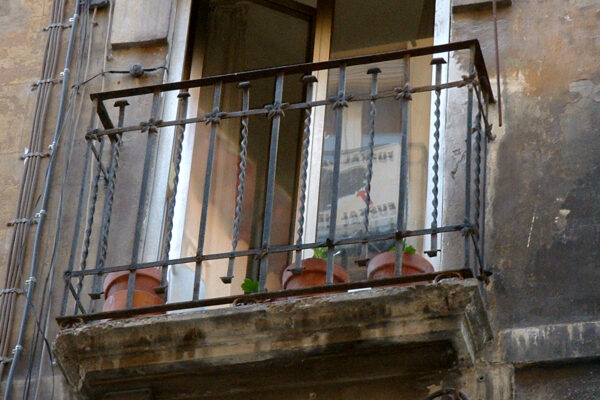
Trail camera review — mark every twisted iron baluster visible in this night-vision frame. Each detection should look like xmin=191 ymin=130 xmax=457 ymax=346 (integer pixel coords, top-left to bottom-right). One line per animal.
xmin=427 ymin=58 xmax=446 ymax=257
xmin=160 ymin=92 xmax=190 ymax=289
xmin=362 ymin=68 xmax=380 ymax=257
xmin=223 ymin=82 xmax=251 ymax=283
xmin=75 ymin=137 xmax=105 ymax=310
xmin=464 ymin=47 xmax=476 ymax=274
xmin=95 ymin=101 xmax=128 ymax=275
xmin=291 ymin=75 xmax=318 ymax=274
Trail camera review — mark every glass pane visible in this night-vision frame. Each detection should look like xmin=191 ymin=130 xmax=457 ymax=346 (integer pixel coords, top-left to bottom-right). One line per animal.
xmin=183 ymin=0 xmax=312 ymax=296
xmin=316 ymin=0 xmax=434 ymax=280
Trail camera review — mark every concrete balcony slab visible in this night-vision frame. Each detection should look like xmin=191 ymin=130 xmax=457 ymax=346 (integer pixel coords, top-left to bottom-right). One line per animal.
xmin=53 ymin=279 xmax=491 ymax=399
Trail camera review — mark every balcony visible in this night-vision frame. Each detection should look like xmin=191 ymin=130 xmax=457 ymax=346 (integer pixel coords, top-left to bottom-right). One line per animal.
xmin=54 ymin=40 xmax=495 ymax=399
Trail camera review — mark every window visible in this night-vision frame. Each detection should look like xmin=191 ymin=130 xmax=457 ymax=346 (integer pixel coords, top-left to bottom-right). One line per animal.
xmin=166 ymin=0 xmax=445 ymax=302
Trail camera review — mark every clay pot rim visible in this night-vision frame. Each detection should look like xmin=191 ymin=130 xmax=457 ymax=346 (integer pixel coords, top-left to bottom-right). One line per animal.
xmin=103 ymin=267 xmax=162 ymax=293
xmin=366 ymin=251 xmax=434 ymax=277
xmin=281 ymin=258 xmax=349 ymax=288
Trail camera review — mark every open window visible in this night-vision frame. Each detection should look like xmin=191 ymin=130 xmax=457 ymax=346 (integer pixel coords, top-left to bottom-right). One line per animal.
xmin=166 ymin=0 xmax=445 ymax=302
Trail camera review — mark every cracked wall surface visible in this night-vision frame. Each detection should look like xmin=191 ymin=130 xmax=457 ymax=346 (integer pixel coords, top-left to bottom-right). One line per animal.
xmin=447 ymin=0 xmax=600 ymax=396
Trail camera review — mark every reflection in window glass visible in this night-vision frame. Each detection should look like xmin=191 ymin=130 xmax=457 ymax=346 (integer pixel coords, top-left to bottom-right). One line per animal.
xmin=316 ymin=0 xmax=434 ymax=279
xmin=182 ymin=0 xmax=312 ymax=296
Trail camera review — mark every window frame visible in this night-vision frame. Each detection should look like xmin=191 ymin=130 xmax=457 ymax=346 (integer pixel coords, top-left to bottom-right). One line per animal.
xmin=147 ymin=0 xmax=452 ymax=301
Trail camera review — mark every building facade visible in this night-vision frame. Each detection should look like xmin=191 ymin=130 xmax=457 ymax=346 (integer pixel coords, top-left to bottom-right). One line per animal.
xmin=0 ymin=0 xmax=599 ymax=399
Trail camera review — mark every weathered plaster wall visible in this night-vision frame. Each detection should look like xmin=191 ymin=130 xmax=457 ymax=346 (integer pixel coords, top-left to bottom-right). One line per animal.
xmin=0 ymin=0 xmax=173 ymax=397
xmin=0 ymin=0 xmax=52 ymax=305
xmin=450 ymin=0 xmax=600 ymax=330
xmin=0 ymin=0 xmax=61 ymax=391
xmin=515 ymin=362 xmax=600 ymax=400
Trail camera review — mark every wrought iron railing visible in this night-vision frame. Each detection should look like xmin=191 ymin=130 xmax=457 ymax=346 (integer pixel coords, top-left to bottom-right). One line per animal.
xmin=57 ymin=40 xmax=494 ymax=325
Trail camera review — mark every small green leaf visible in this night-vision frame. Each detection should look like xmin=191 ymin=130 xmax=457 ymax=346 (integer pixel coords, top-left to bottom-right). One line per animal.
xmin=389 ymin=241 xmax=416 ymax=254
xmin=241 ymin=278 xmax=259 ymax=293
xmin=403 ymin=244 xmax=416 ymax=254
xmin=312 ymin=247 xmax=329 ymax=259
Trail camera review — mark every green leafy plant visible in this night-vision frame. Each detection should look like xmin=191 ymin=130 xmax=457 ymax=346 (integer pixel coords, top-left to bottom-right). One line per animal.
xmin=312 ymin=247 xmax=329 ymax=259
xmin=241 ymin=278 xmax=259 ymax=293
xmin=389 ymin=241 xmax=416 ymax=254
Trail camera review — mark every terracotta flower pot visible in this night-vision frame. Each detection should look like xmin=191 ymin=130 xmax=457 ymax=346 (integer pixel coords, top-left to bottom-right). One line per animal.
xmin=281 ymin=258 xmax=349 ymax=295
xmin=366 ymin=251 xmax=434 ymax=285
xmin=103 ymin=268 xmax=165 ymax=316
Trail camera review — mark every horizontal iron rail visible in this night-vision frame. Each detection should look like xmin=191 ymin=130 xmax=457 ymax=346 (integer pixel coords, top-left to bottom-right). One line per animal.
xmin=89 ymin=40 xmax=494 ymax=103
xmin=57 ymin=268 xmax=474 ymax=325
xmin=87 ymin=78 xmax=475 ymax=139
xmin=64 ymin=224 xmax=468 ymax=278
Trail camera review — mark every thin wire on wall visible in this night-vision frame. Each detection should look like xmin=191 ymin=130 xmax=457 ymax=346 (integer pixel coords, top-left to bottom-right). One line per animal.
xmin=0 ymin=0 xmax=68 ymax=382
xmin=23 ymin=3 xmax=96 ymax=398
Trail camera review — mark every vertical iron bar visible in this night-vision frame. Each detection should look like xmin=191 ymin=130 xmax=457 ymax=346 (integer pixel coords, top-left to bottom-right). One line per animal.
xmin=363 ymin=68 xmax=380 ymax=258
xmin=126 ymin=91 xmax=161 ymax=309
xmin=160 ymin=92 xmax=190 ymax=289
xmin=474 ymin=104 xmax=482 ymax=236
xmin=481 ymin=100 xmax=491 ymax=274
xmin=292 ymin=75 xmax=318 ymax=274
xmin=395 ymin=56 xmax=411 ymax=276
xmin=473 ymin=105 xmax=483 ymax=276
xmin=258 ymin=73 xmax=285 ymax=291
xmin=464 ymin=47 xmax=475 ymax=273
xmin=492 ymin=0 xmax=503 ymax=127
xmin=326 ymin=65 xmax=348 ymax=284
xmin=223 ymin=83 xmax=251 ymax=283
xmin=427 ymin=58 xmax=446 ymax=257
xmin=194 ymin=83 xmax=223 ymax=299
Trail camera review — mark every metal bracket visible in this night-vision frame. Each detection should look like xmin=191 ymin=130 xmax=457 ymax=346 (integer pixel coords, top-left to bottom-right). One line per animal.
xmin=43 ymin=22 xmax=71 ymax=31
xmin=265 ymin=101 xmax=289 ymax=118
xmin=153 ymin=285 xmax=167 ymax=295
xmin=6 ymin=218 xmax=37 ymax=227
xmin=31 ymin=77 xmax=63 ymax=90
xmin=90 ymin=0 xmax=109 ymax=9
xmin=424 ymin=248 xmax=441 ymax=257
xmin=88 ymin=291 xmax=104 ymax=300
xmin=21 ymin=150 xmax=50 ymax=160
xmin=394 ymin=83 xmax=413 ymax=100
xmin=140 ymin=119 xmax=162 ymax=133
xmin=0 ymin=288 xmax=25 ymax=296
xmin=34 ymin=209 xmax=47 ymax=219
xmin=477 ymin=268 xmax=493 ymax=283
xmin=458 ymin=74 xmax=476 ymax=88
xmin=0 ymin=357 xmax=13 ymax=365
